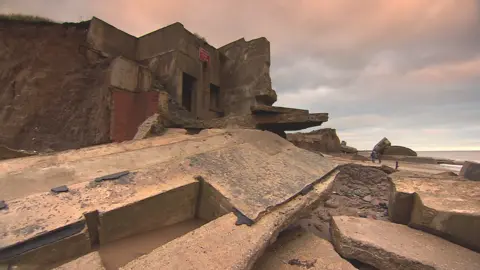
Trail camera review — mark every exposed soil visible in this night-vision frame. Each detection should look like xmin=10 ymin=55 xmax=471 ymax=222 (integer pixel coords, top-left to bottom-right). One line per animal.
xmin=294 ymin=164 xmax=392 ymax=241
xmin=0 ymin=21 xmax=112 ymax=152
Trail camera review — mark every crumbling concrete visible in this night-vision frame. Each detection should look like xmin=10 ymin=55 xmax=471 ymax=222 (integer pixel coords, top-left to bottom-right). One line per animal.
xmin=253 ymin=229 xmax=355 ymax=270
xmin=388 ymin=172 xmax=480 ymax=251
xmin=331 ymin=216 xmax=480 ymax=270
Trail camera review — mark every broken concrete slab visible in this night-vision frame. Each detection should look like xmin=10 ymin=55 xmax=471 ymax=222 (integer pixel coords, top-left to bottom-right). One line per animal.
xmin=331 ymin=216 xmax=480 ymax=270
xmin=120 ymin=171 xmax=338 ymax=270
xmin=253 ymin=229 xmax=355 ymax=270
xmin=460 ymin=161 xmax=480 ymax=181
xmin=388 ymin=172 xmax=473 ymax=224
xmin=1 ymin=129 xmax=339 ymax=267
xmin=410 ymin=191 xmax=480 ymax=252
xmin=54 ymin=251 xmax=105 ymax=270
xmin=186 ymin=136 xmax=336 ymax=221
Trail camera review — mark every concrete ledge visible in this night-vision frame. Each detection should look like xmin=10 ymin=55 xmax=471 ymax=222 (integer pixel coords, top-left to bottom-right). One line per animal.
xmin=120 ymin=171 xmax=338 ymax=270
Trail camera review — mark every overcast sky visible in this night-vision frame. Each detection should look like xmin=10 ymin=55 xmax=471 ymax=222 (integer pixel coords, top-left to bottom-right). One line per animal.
xmin=2 ymin=0 xmax=480 ymax=151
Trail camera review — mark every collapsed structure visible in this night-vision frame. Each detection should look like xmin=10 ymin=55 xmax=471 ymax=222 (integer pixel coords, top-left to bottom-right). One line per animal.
xmin=0 ymin=17 xmax=328 ymax=155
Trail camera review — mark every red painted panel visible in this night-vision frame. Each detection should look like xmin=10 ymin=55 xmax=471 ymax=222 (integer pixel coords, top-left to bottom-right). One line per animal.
xmin=111 ymin=90 xmax=159 ymax=142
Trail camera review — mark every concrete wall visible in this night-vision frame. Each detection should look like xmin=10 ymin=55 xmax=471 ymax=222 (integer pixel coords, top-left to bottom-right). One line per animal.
xmin=109 ymin=57 xmax=153 ymax=92
xmin=98 ymin=182 xmax=199 ymax=244
xmin=219 ymin=38 xmax=277 ymax=116
xmin=86 ymin=17 xmax=137 ymax=59
xmin=136 ymin=23 xmax=184 ymax=61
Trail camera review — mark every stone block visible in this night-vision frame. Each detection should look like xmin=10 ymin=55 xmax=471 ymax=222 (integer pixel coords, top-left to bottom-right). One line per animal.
xmin=460 ymin=161 xmax=480 ymax=181
xmin=331 ymin=216 xmax=480 ymax=270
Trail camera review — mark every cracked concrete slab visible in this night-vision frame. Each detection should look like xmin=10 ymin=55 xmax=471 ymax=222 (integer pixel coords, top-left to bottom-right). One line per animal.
xmin=331 ymin=216 xmax=480 ymax=270
xmin=388 ymin=173 xmax=480 ymax=251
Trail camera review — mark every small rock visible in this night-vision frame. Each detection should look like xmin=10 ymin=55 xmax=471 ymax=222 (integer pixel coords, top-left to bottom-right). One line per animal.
xmin=51 ymin=185 xmax=69 ymax=194
xmin=359 ymin=213 xmax=368 ymax=218
xmin=324 ymin=198 xmax=339 ymax=209
xmin=378 ymin=202 xmax=388 ymax=209
xmin=0 ymin=200 xmax=7 ymax=210
xmin=362 ymin=195 xmax=373 ymax=202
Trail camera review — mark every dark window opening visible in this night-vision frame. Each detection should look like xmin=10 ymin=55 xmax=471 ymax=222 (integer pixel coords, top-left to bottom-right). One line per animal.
xmin=182 ymin=73 xmax=196 ymax=112
xmin=209 ymin=84 xmax=220 ymax=110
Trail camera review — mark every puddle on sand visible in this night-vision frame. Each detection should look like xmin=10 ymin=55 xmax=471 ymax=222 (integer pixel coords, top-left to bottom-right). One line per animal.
xmin=98 ymin=219 xmax=206 ymax=269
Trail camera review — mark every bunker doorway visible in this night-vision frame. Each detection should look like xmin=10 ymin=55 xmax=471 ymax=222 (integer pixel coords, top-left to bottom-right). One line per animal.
xmin=182 ymin=73 xmax=196 ymax=112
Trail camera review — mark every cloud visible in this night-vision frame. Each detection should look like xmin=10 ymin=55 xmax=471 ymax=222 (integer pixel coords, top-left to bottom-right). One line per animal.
xmin=2 ymin=0 xmax=480 ymax=151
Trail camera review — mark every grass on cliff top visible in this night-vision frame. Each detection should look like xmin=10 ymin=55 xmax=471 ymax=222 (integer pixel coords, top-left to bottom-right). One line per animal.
xmin=0 ymin=13 xmax=58 ymax=24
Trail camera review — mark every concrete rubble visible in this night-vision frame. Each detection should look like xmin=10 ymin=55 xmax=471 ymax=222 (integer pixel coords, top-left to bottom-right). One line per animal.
xmin=331 ymin=216 xmax=480 ymax=270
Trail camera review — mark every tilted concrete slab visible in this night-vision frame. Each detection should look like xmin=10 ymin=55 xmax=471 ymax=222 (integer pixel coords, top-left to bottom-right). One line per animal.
xmin=120 ymin=171 xmax=338 ymax=270
xmin=331 ymin=216 xmax=480 ymax=270
xmin=388 ymin=173 xmax=480 ymax=251
xmin=253 ymin=229 xmax=355 ymax=270
xmin=185 ymin=135 xmax=336 ymax=221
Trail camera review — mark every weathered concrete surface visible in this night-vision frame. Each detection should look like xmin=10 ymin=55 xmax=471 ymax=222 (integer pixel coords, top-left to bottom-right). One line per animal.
xmin=388 ymin=171 xmax=468 ymax=224
xmin=0 ymin=129 xmax=227 ymax=200
xmin=460 ymin=161 xmax=480 ymax=181
xmin=331 ymin=216 xmax=480 ymax=270
xmin=120 ymin=171 xmax=338 ymax=270
xmin=388 ymin=172 xmax=480 ymax=251
xmin=54 ymin=251 xmax=105 ymax=270
xmin=253 ymin=229 xmax=355 ymax=270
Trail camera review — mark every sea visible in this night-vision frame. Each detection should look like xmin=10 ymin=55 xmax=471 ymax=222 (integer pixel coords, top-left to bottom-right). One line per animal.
xmin=417 ymin=151 xmax=480 ymax=172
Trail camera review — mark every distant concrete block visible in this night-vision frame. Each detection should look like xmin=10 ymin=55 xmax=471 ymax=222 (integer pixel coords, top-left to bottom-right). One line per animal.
xmin=460 ymin=161 xmax=480 ymax=181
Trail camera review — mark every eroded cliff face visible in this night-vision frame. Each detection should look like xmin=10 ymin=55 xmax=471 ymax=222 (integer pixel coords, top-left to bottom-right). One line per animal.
xmin=0 ymin=20 xmax=112 ymax=152
xmin=287 ymin=128 xmax=342 ymax=153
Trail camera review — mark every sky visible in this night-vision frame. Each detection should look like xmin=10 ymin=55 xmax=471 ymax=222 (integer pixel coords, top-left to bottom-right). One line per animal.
xmin=2 ymin=0 xmax=480 ymax=151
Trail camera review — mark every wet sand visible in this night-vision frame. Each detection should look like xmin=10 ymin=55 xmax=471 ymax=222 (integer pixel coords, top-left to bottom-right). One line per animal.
xmin=98 ymin=219 xmax=206 ymax=269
